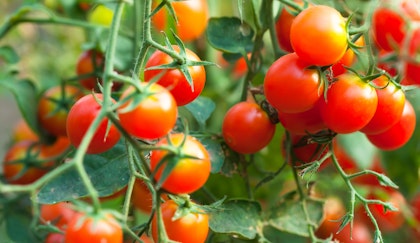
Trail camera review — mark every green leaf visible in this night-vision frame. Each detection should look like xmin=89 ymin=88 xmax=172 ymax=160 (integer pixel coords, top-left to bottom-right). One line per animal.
xmin=0 ymin=75 xmax=39 ymax=134
xmin=36 ymin=141 xmax=129 ymax=203
xmin=197 ymin=136 xmax=224 ymax=173
xmin=206 ymin=17 xmax=254 ymax=54
xmin=0 ymin=46 xmax=19 ymax=64
xmin=266 ymin=198 xmax=324 ymax=237
xmin=209 ymin=199 xmax=261 ymax=239
xmin=184 ymin=96 xmax=216 ymax=127
xmin=5 ymin=211 xmax=37 ymax=243
xmin=337 ymin=132 xmax=378 ymax=170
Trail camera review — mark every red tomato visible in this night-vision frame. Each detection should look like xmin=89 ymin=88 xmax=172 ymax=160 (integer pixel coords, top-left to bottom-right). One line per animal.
xmin=152 ymin=0 xmax=209 ymax=42
xmin=37 ymin=85 xmax=83 ymax=137
xmin=2 ymin=141 xmax=53 ymax=185
xmin=118 ymin=83 xmax=178 ymax=140
xmin=403 ymin=28 xmax=420 ymax=85
xmin=12 ymin=119 xmax=38 ymax=142
xmin=315 ymin=197 xmax=347 ymax=239
xmin=372 ymin=5 xmax=406 ymax=51
xmin=367 ymin=99 xmax=416 ymax=150
xmin=264 ymin=53 xmax=323 ymax=113
xmin=40 ymin=202 xmax=76 ymax=229
xmin=65 ymin=212 xmax=123 ymax=243
xmin=152 ymin=199 xmax=209 ymax=243
xmin=282 ymin=134 xmax=331 ymax=169
xmin=331 ymin=36 xmax=364 ymax=76
xmin=334 ymin=220 xmax=373 ymax=243
xmin=290 ymin=5 xmax=348 ymax=66
xmin=275 ymin=3 xmax=298 ymax=53
xmin=131 ymin=179 xmax=153 ymax=213
xmin=41 ymin=136 xmax=71 ymax=158
xmin=410 ymin=193 xmax=420 ymax=239
xmin=144 ymin=45 xmax=206 ymax=106
xmin=76 ymin=50 xmax=104 ymax=91
xmin=66 ymin=94 xmax=121 ymax=154
xmin=222 ymin=102 xmax=276 ymax=154
xmin=45 ymin=233 xmax=65 ymax=243
xmin=278 ymin=99 xmax=326 ymax=135
xmin=150 ymin=133 xmax=211 ymax=194
xmin=320 ymin=74 xmax=378 ymax=134
xmin=361 ymin=76 xmax=406 ymax=135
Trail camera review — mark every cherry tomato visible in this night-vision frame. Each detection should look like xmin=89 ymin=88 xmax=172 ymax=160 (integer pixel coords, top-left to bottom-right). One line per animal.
xmin=144 ymin=45 xmax=206 ymax=106
xmin=277 ymin=99 xmax=326 ymax=135
xmin=41 ymin=136 xmax=71 ymax=158
xmin=66 ymin=94 xmax=121 ymax=154
xmin=320 ymin=74 xmax=378 ymax=134
xmin=150 ymin=133 xmax=211 ymax=194
xmin=131 ymin=179 xmax=154 ymax=213
xmin=117 ymin=83 xmax=178 ymax=140
xmin=37 ymin=85 xmax=83 ymax=137
xmin=290 ymin=5 xmax=348 ymax=66
xmin=88 ymin=5 xmax=114 ymax=27
xmin=2 ymin=141 xmax=53 ymax=185
xmin=334 ymin=220 xmax=372 ymax=243
xmin=275 ymin=3 xmax=299 ymax=53
xmin=76 ymin=50 xmax=105 ymax=91
xmin=331 ymin=36 xmax=364 ymax=76
xmin=410 ymin=193 xmax=420 ymax=239
xmin=222 ymin=102 xmax=276 ymax=154
xmin=315 ymin=197 xmax=347 ymax=239
xmin=12 ymin=119 xmax=38 ymax=142
xmin=152 ymin=0 xmax=209 ymax=42
xmin=45 ymin=233 xmax=65 ymax=243
xmin=65 ymin=212 xmax=123 ymax=243
xmin=152 ymin=199 xmax=209 ymax=243
xmin=361 ymin=76 xmax=406 ymax=135
xmin=264 ymin=53 xmax=323 ymax=113
xmin=372 ymin=5 xmax=406 ymax=51
xmin=40 ymin=202 xmax=76 ymax=229
xmin=403 ymin=28 xmax=420 ymax=85
xmin=366 ymin=99 xmax=416 ymax=150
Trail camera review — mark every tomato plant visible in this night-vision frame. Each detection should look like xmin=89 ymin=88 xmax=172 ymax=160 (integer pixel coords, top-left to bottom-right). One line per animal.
xmin=40 ymin=202 xmax=76 ymax=229
xmin=66 ymin=94 xmax=121 ymax=154
xmin=222 ymin=101 xmax=276 ymax=154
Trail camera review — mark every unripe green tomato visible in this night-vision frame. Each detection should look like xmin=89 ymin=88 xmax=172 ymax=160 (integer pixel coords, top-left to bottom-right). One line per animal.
xmin=88 ymin=5 xmax=114 ymax=27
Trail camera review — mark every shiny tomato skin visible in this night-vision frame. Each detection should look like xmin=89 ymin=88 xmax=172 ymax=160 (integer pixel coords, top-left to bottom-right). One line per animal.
xmin=278 ymin=99 xmax=326 ymax=135
xmin=144 ymin=46 xmax=206 ymax=106
xmin=2 ymin=141 xmax=52 ymax=185
xmin=372 ymin=7 xmax=406 ymax=51
xmin=131 ymin=179 xmax=153 ymax=213
xmin=66 ymin=94 xmax=121 ymax=154
xmin=290 ymin=5 xmax=348 ymax=66
xmin=152 ymin=0 xmax=208 ymax=42
xmin=40 ymin=202 xmax=76 ymax=229
xmin=361 ymin=76 xmax=406 ymax=135
xmin=37 ymin=85 xmax=83 ymax=137
xmin=65 ymin=212 xmax=123 ymax=243
xmin=152 ymin=199 xmax=209 ymax=243
xmin=118 ymin=84 xmax=178 ymax=140
xmin=150 ymin=133 xmax=211 ymax=194
xmin=222 ymin=102 xmax=276 ymax=154
xmin=76 ymin=50 xmax=104 ymax=91
xmin=275 ymin=6 xmax=296 ymax=52
xmin=264 ymin=53 xmax=323 ymax=113
xmin=367 ymin=99 xmax=416 ymax=150
xmin=320 ymin=74 xmax=378 ymax=134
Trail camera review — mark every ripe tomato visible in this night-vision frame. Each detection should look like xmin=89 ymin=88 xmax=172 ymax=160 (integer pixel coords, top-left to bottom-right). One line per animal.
xmin=366 ymin=99 xmax=416 ymax=150
xmin=88 ymin=5 xmax=114 ymax=27
xmin=152 ymin=0 xmax=208 ymax=42
xmin=222 ymin=102 xmax=276 ymax=154
xmin=40 ymin=202 xmax=76 ymax=229
xmin=358 ymin=190 xmax=406 ymax=233
xmin=403 ymin=28 xmax=420 ymax=85
xmin=282 ymin=133 xmax=331 ymax=169
xmin=331 ymin=36 xmax=364 ymax=76
xmin=37 ymin=85 xmax=83 ymax=137
xmin=275 ymin=3 xmax=298 ymax=53
xmin=117 ymin=83 xmax=178 ymax=140
xmin=76 ymin=50 xmax=105 ymax=91
xmin=410 ymin=193 xmax=420 ymax=239
xmin=65 ymin=212 xmax=123 ymax=243
xmin=45 ymin=233 xmax=65 ymax=243
xmin=152 ymin=199 xmax=209 ymax=243
xmin=372 ymin=6 xmax=406 ymax=51
xmin=361 ymin=76 xmax=406 ymax=135
xmin=131 ymin=179 xmax=153 ymax=213
xmin=290 ymin=5 xmax=348 ymax=66
xmin=150 ymin=133 xmax=211 ymax=194
xmin=144 ymin=45 xmax=206 ymax=106
xmin=264 ymin=53 xmax=323 ymax=113
xmin=12 ymin=119 xmax=38 ymax=142
xmin=315 ymin=197 xmax=347 ymax=239
xmin=41 ymin=136 xmax=71 ymax=158
xmin=320 ymin=74 xmax=378 ymax=134
xmin=2 ymin=141 xmax=53 ymax=185
xmin=277 ymin=99 xmax=326 ymax=135
xmin=334 ymin=220 xmax=372 ymax=243
xmin=66 ymin=94 xmax=121 ymax=154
